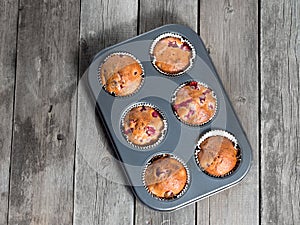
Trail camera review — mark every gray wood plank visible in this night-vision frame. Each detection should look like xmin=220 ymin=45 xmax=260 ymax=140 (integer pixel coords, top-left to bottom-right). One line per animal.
xmin=73 ymin=0 xmax=138 ymax=224
xmin=135 ymin=1 xmax=202 ymax=224
xmin=199 ymin=0 xmax=259 ymax=224
xmin=139 ymin=0 xmax=198 ymax=33
xmin=261 ymin=0 xmax=300 ymax=224
xmin=74 ymin=83 xmax=135 ymax=225
xmin=0 ymin=0 xmax=18 ymax=224
xmin=7 ymin=0 xmax=80 ymax=224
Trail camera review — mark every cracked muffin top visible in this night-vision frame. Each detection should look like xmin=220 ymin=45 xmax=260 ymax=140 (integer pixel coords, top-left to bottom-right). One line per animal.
xmin=100 ymin=53 xmax=143 ymax=96
xmin=122 ymin=105 xmax=165 ymax=147
xmin=172 ymin=81 xmax=217 ymax=126
xmin=152 ymin=36 xmax=193 ymax=75
xmin=144 ymin=155 xmax=188 ymax=199
xmin=197 ymin=136 xmax=238 ymax=177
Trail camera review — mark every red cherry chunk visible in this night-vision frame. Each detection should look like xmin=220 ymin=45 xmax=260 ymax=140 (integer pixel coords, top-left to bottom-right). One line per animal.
xmin=168 ymin=41 xmax=179 ymax=48
xmin=181 ymin=42 xmax=192 ymax=51
xmin=152 ymin=110 xmax=159 ymax=118
xmin=189 ymin=81 xmax=198 ymax=89
xmin=146 ymin=126 xmax=156 ymax=136
xmin=199 ymin=95 xmax=206 ymax=103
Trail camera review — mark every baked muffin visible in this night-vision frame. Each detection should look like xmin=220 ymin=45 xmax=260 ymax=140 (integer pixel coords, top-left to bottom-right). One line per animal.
xmin=151 ymin=35 xmax=194 ymax=75
xmin=100 ymin=53 xmax=143 ymax=96
xmin=122 ymin=104 xmax=166 ymax=147
xmin=144 ymin=155 xmax=188 ymax=199
xmin=196 ymin=135 xmax=239 ymax=177
xmin=172 ymin=81 xmax=217 ymax=126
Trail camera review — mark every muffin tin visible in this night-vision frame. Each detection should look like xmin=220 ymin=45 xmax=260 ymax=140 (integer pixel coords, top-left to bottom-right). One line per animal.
xmin=86 ymin=24 xmax=252 ymax=211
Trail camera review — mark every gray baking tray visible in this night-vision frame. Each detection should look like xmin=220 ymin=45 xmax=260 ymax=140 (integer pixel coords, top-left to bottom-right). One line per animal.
xmin=85 ymin=24 xmax=253 ymax=211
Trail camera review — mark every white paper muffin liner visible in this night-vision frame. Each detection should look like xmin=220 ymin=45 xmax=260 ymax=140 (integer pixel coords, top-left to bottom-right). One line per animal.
xmin=171 ymin=80 xmax=218 ymax=127
xmin=98 ymin=52 xmax=145 ymax=97
xmin=150 ymin=33 xmax=196 ymax=76
xmin=142 ymin=153 xmax=190 ymax=201
xmin=194 ymin=130 xmax=241 ymax=178
xmin=120 ymin=102 xmax=168 ymax=150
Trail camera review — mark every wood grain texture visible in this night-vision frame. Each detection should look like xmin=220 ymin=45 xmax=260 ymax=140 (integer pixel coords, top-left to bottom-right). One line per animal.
xmin=79 ymin=0 xmax=139 ymax=75
xmin=135 ymin=1 xmax=201 ymax=224
xmin=7 ymin=0 xmax=79 ymax=224
xmin=1 ymin=1 xmax=299 ymax=224
xmin=73 ymin=0 xmax=138 ymax=224
xmin=74 ymin=82 xmax=135 ymax=225
xmin=139 ymin=0 xmax=198 ymax=33
xmin=0 ymin=0 xmax=18 ymax=224
xmin=261 ymin=0 xmax=300 ymax=224
xmin=199 ymin=0 xmax=259 ymax=224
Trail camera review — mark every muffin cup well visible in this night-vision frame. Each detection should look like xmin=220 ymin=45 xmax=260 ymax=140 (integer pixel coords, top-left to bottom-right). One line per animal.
xmin=150 ymin=33 xmax=196 ymax=76
xmin=98 ymin=52 xmax=144 ymax=97
xmin=195 ymin=130 xmax=241 ymax=178
xmin=142 ymin=153 xmax=190 ymax=201
xmin=171 ymin=80 xmax=218 ymax=127
xmin=121 ymin=102 xmax=168 ymax=150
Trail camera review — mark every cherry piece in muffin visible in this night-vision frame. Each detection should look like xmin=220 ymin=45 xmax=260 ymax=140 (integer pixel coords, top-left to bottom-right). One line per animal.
xmin=100 ymin=53 xmax=143 ymax=96
xmin=122 ymin=105 xmax=166 ymax=147
xmin=144 ymin=154 xmax=188 ymax=199
xmin=172 ymin=81 xmax=217 ymax=126
xmin=152 ymin=35 xmax=194 ymax=75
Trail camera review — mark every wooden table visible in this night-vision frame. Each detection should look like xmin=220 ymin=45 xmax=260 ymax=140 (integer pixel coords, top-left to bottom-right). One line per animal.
xmin=1 ymin=0 xmax=299 ymax=224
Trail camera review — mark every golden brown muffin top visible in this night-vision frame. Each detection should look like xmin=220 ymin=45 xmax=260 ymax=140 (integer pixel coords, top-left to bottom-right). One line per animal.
xmin=173 ymin=81 xmax=217 ymax=125
xmin=100 ymin=54 xmax=143 ymax=96
xmin=197 ymin=136 xmax=238 ymax=177
xmin=153 ymin=37 xmax=193 ymax=74
xmin=123 ymin=106 xmax=165 ymax=147
xmin=144 ymin=156 xmax=187 ymax=199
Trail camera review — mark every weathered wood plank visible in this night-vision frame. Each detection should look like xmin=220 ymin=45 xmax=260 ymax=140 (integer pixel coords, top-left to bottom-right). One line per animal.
xmin=73 ymin=0 xmax=138 ymax=224
xmin=261 ymin=0 xmax=300 ymax=224
xmin=74 ymin=84 xmax=135 ymax=225
xmin=7 ymin=0 xmax=80 ymax=224
xmin=139 ymin=0 xmax=198 ymax=33
xmin=0 ymin=0 xmax=18 ymax=224
xmin=135 ymin=1 xmax=201 ymax=224
xmin=78 ymin=0 xmax=138 ymax=75
xmin=199 ymin=0 xmax=259 ymax=224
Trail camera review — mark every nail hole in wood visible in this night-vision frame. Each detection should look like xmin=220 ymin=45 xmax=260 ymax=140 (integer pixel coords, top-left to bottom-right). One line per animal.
xmin=57 ymin=134 xmax=64 ymax=141
xmin=48 ymin=105 xmax=53 ymax=113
